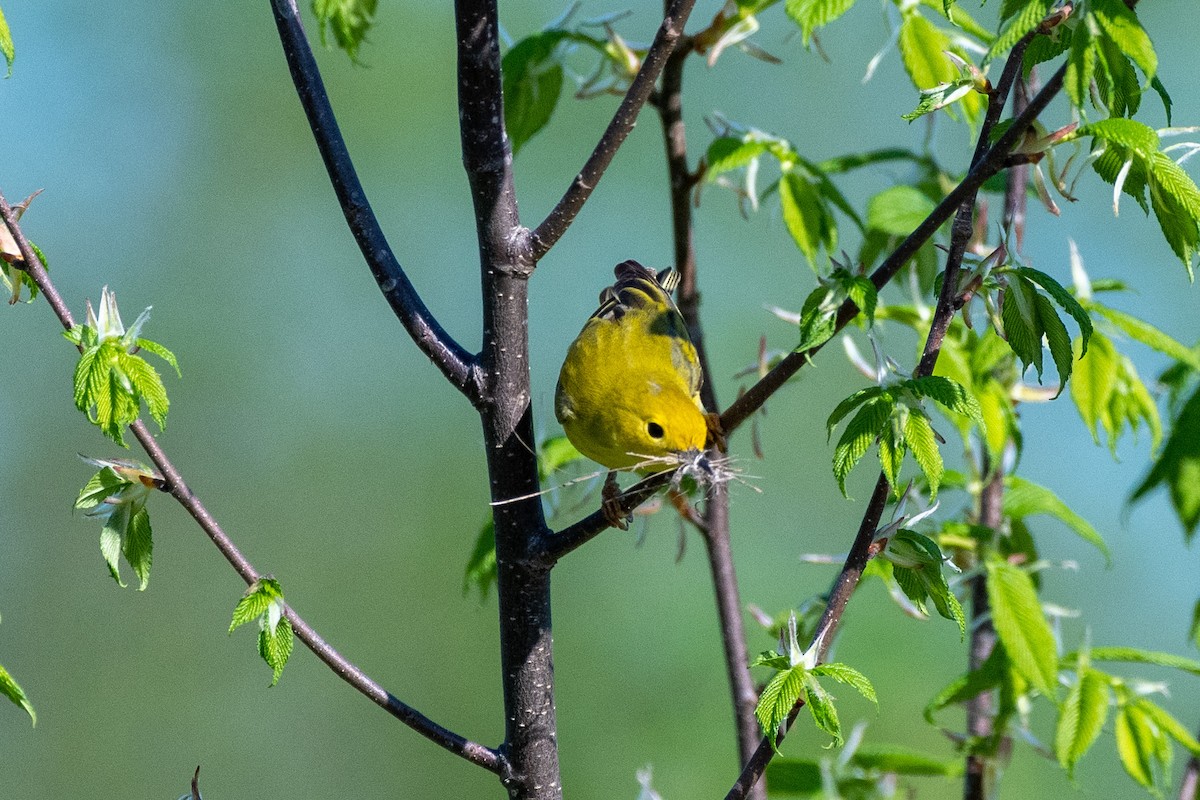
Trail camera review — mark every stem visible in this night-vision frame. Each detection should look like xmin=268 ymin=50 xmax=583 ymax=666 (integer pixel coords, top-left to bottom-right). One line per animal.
xmin=0 ymin=190 xmax=504 ymax=775
xmin=1182 ymin=742 xmax=1200 ymax=800
xmin=528 ymin=0 xmax=698 ymax=260
xmin=655 ymin=37 xmax=764 ymax=799
xmin=269 ymin=0 xmax=482 ymax=404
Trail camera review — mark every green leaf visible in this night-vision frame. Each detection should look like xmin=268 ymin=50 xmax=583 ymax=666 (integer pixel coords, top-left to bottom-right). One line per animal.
xmin=259 ymin=616 xmax=294 ymax=687
xmin=1090 ymin=304 xmax=1200 ymax=372
xmin=833 ymin=395 xmax=894 ymax=496
xmin=802 ymin=671 xmax=843 ymax=745
xmin=1001 ymin=273 xmax=1044 ymax=378
xmin=904 ymin=375 xmax=985 ymax=429
xmin=779 ymin=171 xmax=834 ymax=271
xmin=1131 ymin=383 xmax=1200 ymax=538
xmin=1070 ymin=330 xmax=1118 ymax=445
xmin=984 ymin=0 xmax=1053 ymax=66
xmin=1082 ymin=646 xmax=1200 ymax=678
xmin=1003 ymin=476 xmax=1110 ymax=563
xmin=765 ymin=759 xmax=823 ymax=794
xmin=1015 ymin=267 xmax=1093 ymax=355
xmin=877 ymin=423 xmax=905 ymax=489
xmin=925 ymin=644 xmax=1008 ymax=723
xmin=1137 ymin=699 xmax=1200 ymax=756
xmin=898 ymin=13 xmax=956 ymax=90
xmin=502 ymin=32 xmax=568 ymax=157
xmin=904 ymin=411 xmax=943 ymax=499
xmin=0 ymin=5 xmax=13 ymax=76
xmin=0 ymin=662 xmax=34 ymax=725
xmin=986 ymin=560 xmax=1058 ymax=696
xmin=827 ymin=386 xmax=887 ymax=438
xmin=866 ymin=185 xmax=937 ymax=238
xmin=1148 ymin=152 xmax=1200 ymax=277
xmin=756 ymin=665 xmax=807 ymax=750
xmin=230 ymin=578 xmax=284 ymax=634
xmin=920 ymin=0 xmax=994 ymax=44
xmin=851 ymin=745 xmax=963 ymax=776
xmin=1091 ymin=0 xmax=1156 ymax=79
xmin=135 ymin=338 xmax=181 ymax=377
xmin=123 ymin=507 xmax=153 ymax=591
xmin=1036 ymin=293 xmax=1074 ymax=394
xmin=311 ymin=0 xmax=378 ymax=62
xmin=1115 ymin=702 xmax=1160 ymax=791
xmin=463 ymin=518 xmax=497 ymax=601
xmin=812 ymin=662 xmax=878 ymax=706
xmin=537 ymin=435 xmax=584 ymax=480
xmin=784 ymin=0 xmax=857 ymax=45
xmin=1055 ymin=667 xmax=1111 ymax=776
xmin=705 ymin=137 xmax=770 ymax=178
xmin=1064 ymin=17 xmax=1097 ymax=111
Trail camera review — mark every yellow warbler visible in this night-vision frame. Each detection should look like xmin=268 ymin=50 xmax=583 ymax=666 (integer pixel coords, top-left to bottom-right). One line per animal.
xmin=555 ymin=260 xmax=712 ymax=475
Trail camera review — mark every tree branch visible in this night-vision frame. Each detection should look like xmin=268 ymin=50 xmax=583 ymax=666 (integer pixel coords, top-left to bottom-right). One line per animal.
xmin=269 ymin=0 xmax=482 ymax=404
xmin=527 ymin=0 xmax=699 ymax=261
xmin=0 ymin=188 xmax=503 ymax=776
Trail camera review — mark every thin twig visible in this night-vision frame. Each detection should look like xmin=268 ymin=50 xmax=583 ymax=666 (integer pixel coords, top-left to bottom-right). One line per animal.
xmin=268 ymin=0 xmax=482 ymax=404
xmin=528 ymin=0 xmax=699 ymax=260
xmin=0 ymin=188 xmax=504 ymax=776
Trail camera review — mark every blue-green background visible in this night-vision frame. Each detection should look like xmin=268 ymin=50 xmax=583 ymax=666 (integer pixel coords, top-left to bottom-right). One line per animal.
xmin=1 ymin=2 xmax=1196 ymax=798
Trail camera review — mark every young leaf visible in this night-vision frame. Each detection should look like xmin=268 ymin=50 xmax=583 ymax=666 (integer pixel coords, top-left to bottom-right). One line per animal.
xmin=1091 ymin=0 xmax=1156 ymax=79
xmin=311 ymin=0 xmax=378 ymax=62
xmin=1131 ymin=384 xmax=1200 ymax=539
xmin=502 ymin=31 xmax=568 ymax=157
xmin=1082 ymin=646 xmax=1200 ymax=678
xmin=867 ymin=186 xmax=937 ymax=238
xmin=812 ymin=662 xmax=878 ymax=706
xmin=984 ymin=0 xmax=1053 ymax=66
xmin=463 ymin=518 xmax=497 ymax=601
xmin=802 ymin=671 xmax=843 ymax=745
xmin=0 ymin=662 xmax=34 ymax=725
xmin=779 ymin=171 xmax=835 ymax=271
xmin=1003 ymin=476 xmax=1110 ymax=563
xmin=904 ymin=411 xmax=943 ymax=499
xmin=986 ymin=560 xmax=1058 ymax=697
xmin=1070 ymin=329 xmax=1118 ymax=445
xmin=706 ymin=137 xmax=770 ymax=178
xmin=1115 ymin=701 xmax=1162 ymax=791
xmin=898 ymin=13 xmax=955 ymax=92
xmin=259 ymin=616 xmax=294 ymax=687
xmin=231 ymin=578 xmax=292 ymax=685
xmin=784 ymin=0 xmax=857 ymax=46
xmin=756 ymin=664 xmax=807 ymax=750
xmin=925 ymin=644 xmax=1008 ymax=722
xmin=1055 ymin=667 xmax=1111 ymax=776
xmin=1089 ymin=304 xmax=1200 ymax=372
xmin=1148 ymin=151 xmax=1200 ymax=277
xmin=832 ymin=395 xmax=894 ymax=495
xmin=0 ymin=6 xmax=12 ymax=76
xmin=904 ymin=375 xmax=984 ymax=429
xmin=76 ymin=465 xmax=157 ymax=590
xmin=1015 ymin=267 xmax=1093 ymax=355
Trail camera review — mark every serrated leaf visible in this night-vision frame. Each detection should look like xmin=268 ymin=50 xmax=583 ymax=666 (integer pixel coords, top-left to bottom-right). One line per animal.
xmin=1079 ymin=118 xmax=1160 ymax=161
xmin=844 ymin=274 xmax=878 ymax=323
xmin=984 ymin=0 xmax=1053 ymax=66
xmin=1003 ymin=476 xmax=1110 ymax=562
xmin=920 ymin=0 xmax=993 ymax=44
xmin=827 ymin=386 xmax=888 ymax=437
xmin=1148 ymin=152 xmax=1200 ymax=277
xmin=99 ymin=518 xmax=125 ymax=587
xmin=1001 ymin=274 xmax=1044 ymax=377
xmin=756 ymin=665 xmax=807 ymax=750
xmin=784 ymin=0 xmax=857 ymax=45
xmin=1136 ymin=699 xmax=1200 ymax=755
xmin=779 ymin=171 xmax=834 ymax=271
xmin=503 ymin=32 xmax=568 ymax=157
xmin=898 ymin=13 xmax=956 ymax=90
xmin=1091 ymin=0 xmax=1156 ymax=79
xmin=1055 ymin=667 xmax=1111 ymax=775
xmin=230 ymin=578 xmax=284 ymax=634
xmin=833 ymin=396 xmax=894 ymax=495
xmin=978 ymin=379 xmax=1016 ymax=461
xmin=877 ymin=423 xmax=905 ymax=489
xmin=904 ymin=411 xmax=943 ymax=499
xmin=905 ymin=375 xmax=984 ymax=428
xmin=986 ymin=560 xmax=1058 ymax=696
xmin=1016 ymin=266 xmax=1093 ymax=355
xmin=802 ymin=671 xmax=843 ymax=745
xmin=1131 ymin=384 xmax=1200 ymax=539
xmin=1064 ymin=18 xmax=1096 ymax=111
xmin=311 ymin=0 xmax=378 ymax=62
xmin=812 ymin=662 xmax=878 ymax=705
xmin=1082 ymin=646 xmax=1200 ymax=677
xmin=135 ymin=338 xmax=180 ymax=377
xmin=120 ymin=351 xmax=169 ymax=429
xmin=0 ymin=663 xmax=34 ymax=725
xmin=867 ymin=185 xmax=937 ymax=237
xmin=1035 ymin=293 xmax=1074 ymax=395
xmin=1070 ymin=330 xmax=1118 ymax=445
xmin=124 ymin=507 xmax=152 ymax=591
xmin=259 ymin=616 xmax=294 ymax=686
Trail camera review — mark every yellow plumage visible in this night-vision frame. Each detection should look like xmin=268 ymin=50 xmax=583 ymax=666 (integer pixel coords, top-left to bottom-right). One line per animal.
xmin=555 ymin=260 xmax=709 ymax=472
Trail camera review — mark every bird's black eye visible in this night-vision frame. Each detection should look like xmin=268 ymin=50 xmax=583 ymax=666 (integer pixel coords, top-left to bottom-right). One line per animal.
xmin=647 ymin=421 xmax=665 ymax=439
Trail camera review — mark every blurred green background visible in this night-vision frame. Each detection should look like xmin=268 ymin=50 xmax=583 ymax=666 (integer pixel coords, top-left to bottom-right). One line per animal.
xmin=1 ymin=2 xmax=1197 ymax=798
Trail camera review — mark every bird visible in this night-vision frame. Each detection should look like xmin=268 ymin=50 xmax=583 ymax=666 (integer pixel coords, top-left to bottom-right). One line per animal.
xmin=555 ymin=260 xmax=722 ymax=529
